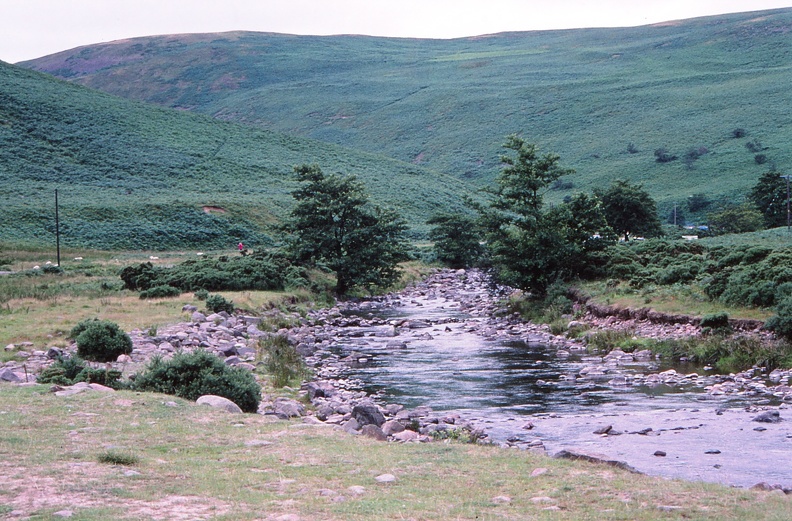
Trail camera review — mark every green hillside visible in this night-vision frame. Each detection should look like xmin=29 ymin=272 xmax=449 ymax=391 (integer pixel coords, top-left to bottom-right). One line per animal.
xmin=21 ymin=8 xmax=792 ymax=217
xmin=0 ymin=61 xmax=473 ymax=249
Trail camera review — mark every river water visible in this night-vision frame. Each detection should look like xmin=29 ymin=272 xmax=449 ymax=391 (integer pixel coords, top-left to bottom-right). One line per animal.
xmin=324 ymin=273 xmax=792 ymax=489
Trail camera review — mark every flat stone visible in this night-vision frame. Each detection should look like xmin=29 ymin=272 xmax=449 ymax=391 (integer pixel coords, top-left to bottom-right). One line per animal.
xmin=375 ymin=473 xmax=397 ymax=483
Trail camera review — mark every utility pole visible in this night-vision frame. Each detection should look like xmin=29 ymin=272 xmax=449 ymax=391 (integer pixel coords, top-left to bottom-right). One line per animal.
xmin=782 ymin=174 xmax=791 ymax=234
xmin=55 ymin=189 xmax=61 ymax=266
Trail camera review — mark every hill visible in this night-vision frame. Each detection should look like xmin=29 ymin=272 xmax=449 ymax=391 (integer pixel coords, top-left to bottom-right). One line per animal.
xmin=20 ymin=8 xmax=792 ymax=219
xmin=0 ymin=61 xmax=473 ymax=249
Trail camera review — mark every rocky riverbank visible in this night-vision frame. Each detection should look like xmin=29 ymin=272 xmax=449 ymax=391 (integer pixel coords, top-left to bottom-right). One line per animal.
xmin=3 ymin=268 xmax=791 ymax=489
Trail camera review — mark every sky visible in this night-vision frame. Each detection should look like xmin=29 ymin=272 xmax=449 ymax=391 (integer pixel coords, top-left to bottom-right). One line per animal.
xmin=2 ymin=0 xmax=792 ymax=63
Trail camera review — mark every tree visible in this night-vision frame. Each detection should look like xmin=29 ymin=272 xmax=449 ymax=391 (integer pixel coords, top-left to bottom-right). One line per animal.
xmin=475 ymin=136 xmax=615 ymax=296
xmin=750 ymin=171 xmax=788 ymax=228
xmin=427 ymin=213 xmax=484 ymax=269
xmin=284 ymin=164 xmax=409 ymax=295
xmin=707 ymin=203 xmax=763 ymax=235
xmin=596 ymin=180 xmax=662 ymax=241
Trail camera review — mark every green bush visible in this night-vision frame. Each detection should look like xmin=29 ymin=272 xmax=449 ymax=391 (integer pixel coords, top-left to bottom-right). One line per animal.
xmin=206 ymin=294 xmax=234 ymax=314
xmin=139 ymin=284 xmax=181 ymax=299
xmin=194 ymin=289 xmax=209 ymax=301
xmin=699 ymin=312 xmax=731 ymax=335
xmin=133 ymin=350 xmax=261 ymax=413
xmin=70 ymin=319 xmax=133 ymax=363
xmin=258 ymin=334 xmax=310 ymax=388
xmin=765 ymin=296 xmax=792 ymax=341
xmin=37 ymin=355 xmax=123 ymax=388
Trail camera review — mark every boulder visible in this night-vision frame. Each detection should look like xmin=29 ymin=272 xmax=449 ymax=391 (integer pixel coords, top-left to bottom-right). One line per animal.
xmin=196 ymin=395 xmax=243 ymax=414
xmin=753 ymin=410 xmax=782 ymax=423
xmin=352 ymin=402 xmax=386 ymax=427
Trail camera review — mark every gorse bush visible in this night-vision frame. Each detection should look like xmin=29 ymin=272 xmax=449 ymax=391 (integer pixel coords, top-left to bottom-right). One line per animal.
xmin=139 ymin=284 xmax=181 ymax=299
xmin=206 ymin=294 xmax=234 ymax=314
xmin=133 ymin=349 xmax=261 ymax=413
xmin=70 ymin=319 xmax=133 ymax=363
xmin=37 ymin=355 xmax=123 ymax=388
xmin=120 ymin=252 xmax=307 ymax=293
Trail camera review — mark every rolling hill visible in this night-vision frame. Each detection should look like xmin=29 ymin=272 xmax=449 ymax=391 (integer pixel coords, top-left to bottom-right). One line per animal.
xmin=20 ymin=8 xmax=792 ymax=219
xmin=0 ymin=61 xmax=474 ymax=249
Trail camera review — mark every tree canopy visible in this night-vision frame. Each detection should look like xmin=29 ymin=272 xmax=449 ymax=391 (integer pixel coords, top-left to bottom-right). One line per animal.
xmin=595 ymin=180 xmax=662 ymax=241
xmin=284 ymin=164 xmax=409 ymax=295
xmin=476 ymin=136 xmax=612 ymax=296
xmin=750 ymin=170 xmax=789 ymax=229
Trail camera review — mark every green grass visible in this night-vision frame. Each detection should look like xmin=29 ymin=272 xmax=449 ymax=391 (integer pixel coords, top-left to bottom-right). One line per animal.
xmin=0 ymin=60 xmax=475 ymax=249
xmin=1 ymin=384 xmax=790 ymax=520
xmin=21 ymin=8 xmax=792 ymax=222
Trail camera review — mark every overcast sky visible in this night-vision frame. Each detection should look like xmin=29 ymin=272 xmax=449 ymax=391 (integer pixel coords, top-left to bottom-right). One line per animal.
xmin=2 ymin=0 xmax=792 ymax=63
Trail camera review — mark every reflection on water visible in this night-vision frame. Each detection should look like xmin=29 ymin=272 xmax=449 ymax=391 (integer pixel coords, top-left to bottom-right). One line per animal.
xmin=327 ymin=303 xmax=735 ymax=420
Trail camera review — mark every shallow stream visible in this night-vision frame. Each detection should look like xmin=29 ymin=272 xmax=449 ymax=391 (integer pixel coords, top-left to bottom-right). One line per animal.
xmin=326 ymin=278 xmax=792 ymax=488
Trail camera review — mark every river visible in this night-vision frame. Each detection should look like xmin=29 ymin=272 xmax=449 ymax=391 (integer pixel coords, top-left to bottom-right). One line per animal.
xmin=322 ymin=270 xmax=792 ymax=489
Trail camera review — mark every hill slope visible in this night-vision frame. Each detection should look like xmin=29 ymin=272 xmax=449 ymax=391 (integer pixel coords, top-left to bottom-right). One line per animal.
xmin=21 ymin=8 xmax=792 ymax=217
xmin=0 ymin=61 xmax=473 ymax=249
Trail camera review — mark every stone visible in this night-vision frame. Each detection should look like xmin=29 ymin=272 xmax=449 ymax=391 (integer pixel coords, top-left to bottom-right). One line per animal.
xmin=553 ymin=449 xmax=641 ymax=473
xmin=654 ymin=451 xmax=667 ymax=457
xmin=348 ymin=485 xmax=366 ymax=495
xmin=704 ymin=449 xmax=721 ymax=454
xmin=753 ymin=410 xmax=782 ymax=423
xmin=375 ymin=473 xmax=397 ymax=483
xmin=0 ymin=368 xmax=23 ymax=383
xmin=530 ymin=467 xmax=549 ymax=477
xmin=52 ymin=511 xmax=73 ymax=518
xmin=196 ymin=395 xmax=243 ymax=414
xmin=46 ymin=347 xmax=63 ymax=359
xmin=88 ymin=383 xmax=115 ymax=392
xmin=352 ymin=402 xmax=386 ymax=427
xmin=273 ymin=399 xmax=305 ymax=419
xmin=381 ymin=420 xmax=405 ymax=436
xmin=492 ymin=496 xmax=512 ymax=504
xmin=191 ymin=311 xmax=207 ymax=323
xmin=593 ymin=425 xmax=612 ymax=435
xmin=361 ymin=424 xmax=388 ymax=441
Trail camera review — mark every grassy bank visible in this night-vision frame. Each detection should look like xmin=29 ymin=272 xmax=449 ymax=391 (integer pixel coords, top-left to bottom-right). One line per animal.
xmin=1 ymin=384 xmax=789 ymax=520
xmin=0 ymin=245 xmax=309 ymax=349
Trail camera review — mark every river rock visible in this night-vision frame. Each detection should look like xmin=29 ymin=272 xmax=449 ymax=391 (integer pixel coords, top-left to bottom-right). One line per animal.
xmin=352 ymin=402 xmax=385 ymax=427
xmin=752 ymin=410 xmax=782 ymax=423
xmin=361 ymin=424 xmax=388 ymax=441
xmin=553 ymin=449 xmax=641 ymax=473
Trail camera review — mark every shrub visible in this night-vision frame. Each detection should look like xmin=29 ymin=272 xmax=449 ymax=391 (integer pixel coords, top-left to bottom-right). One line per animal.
xmin=654 ymin=148 xmax=678 ymax=163
xmin=70 ymin=319 xmax=133 ymax=363
xmin=746 ymin=139 xmax=766 ymax=153
xmin=258 ymin=334 xmax=310 ymax=387
xmin=765 ymin=296 xmax=792 ymax=341
xmin=206 ymin=294 xmax=234 ymax=314
xmin=139 ymin=284 xmax=181 ymax=299
xmin=194 ymin=289 xmax=209 ymax=301
xmin=37 ymin=355 xmax=123 ymax=388
xmin=755 ymin=154 xmax=768 ymax=165
xmin=732 ymin=128 xmax=747 ymax=139
xmin=133 ymin=350 xmax=261 ymax=413
xmin=699 ymin=312 xmax=732 ymax=336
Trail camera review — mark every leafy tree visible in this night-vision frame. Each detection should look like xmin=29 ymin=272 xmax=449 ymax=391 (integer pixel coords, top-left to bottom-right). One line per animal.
xmin=750 ymin=171 xmax=789 ymax=228
xmin=284 ymin=164 xmax=409 ymax=295
xmin=707 ymin=203 xmax=763 ymax=235
xmin=595 ymin=180 xmax=662 ymax=241
xmin=427 ymin=213 xmax=484 ymax=268
xmin=493 ymin=135 xmax=574 ymax=215
xmin=476 ymin=136 xmax=606 ymax=296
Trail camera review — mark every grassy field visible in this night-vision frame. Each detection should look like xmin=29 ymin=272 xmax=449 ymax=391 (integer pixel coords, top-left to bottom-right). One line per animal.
xmin=0 ymin=244 xmax=301 ymax=349
xmin=21 ymin=8 xmax=792 ymax=219
xmin=1 ymin=384 xmax=790 ymax=520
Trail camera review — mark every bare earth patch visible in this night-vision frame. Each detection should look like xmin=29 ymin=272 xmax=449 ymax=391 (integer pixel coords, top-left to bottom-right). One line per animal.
xmin=0 ymin=463 xmax=234 ymax=519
